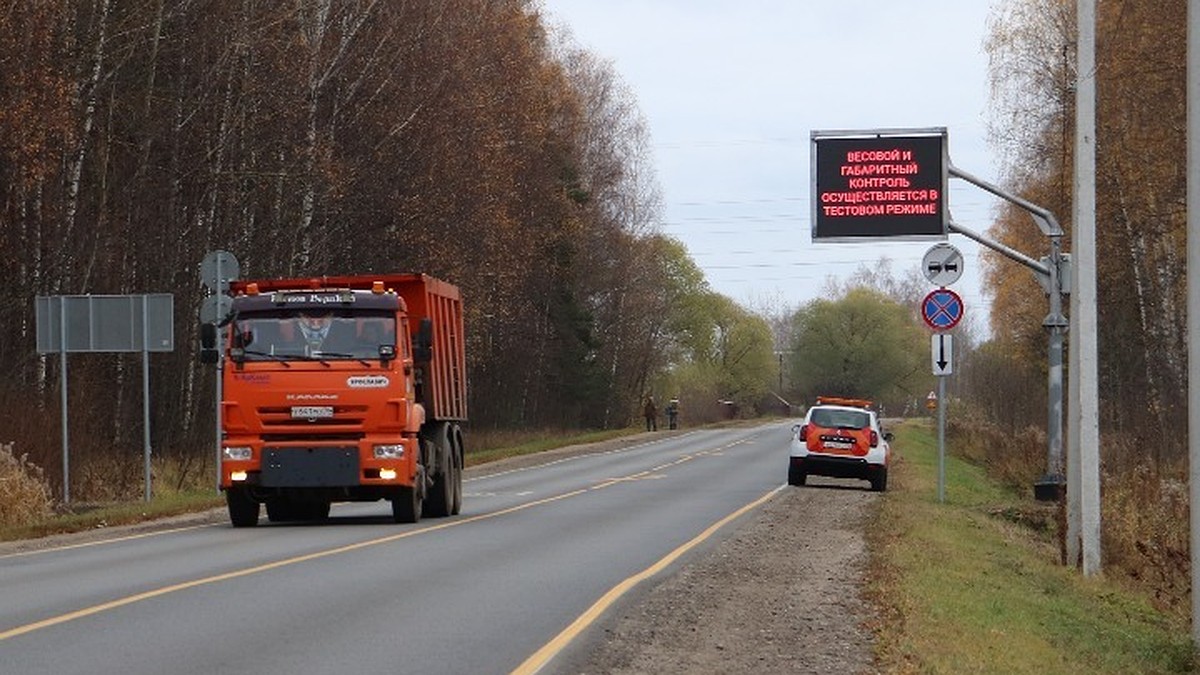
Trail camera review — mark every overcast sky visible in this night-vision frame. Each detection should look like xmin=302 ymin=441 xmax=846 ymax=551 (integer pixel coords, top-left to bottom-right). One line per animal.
xmin=541 ymin=1 xmax=1008 ymax=332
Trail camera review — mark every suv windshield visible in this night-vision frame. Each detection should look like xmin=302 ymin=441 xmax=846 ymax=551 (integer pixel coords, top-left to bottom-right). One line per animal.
xmin=232 ymin=310 xmax=396 ymax=361
xmin=810 ymin=408 xmax=870 ymax=430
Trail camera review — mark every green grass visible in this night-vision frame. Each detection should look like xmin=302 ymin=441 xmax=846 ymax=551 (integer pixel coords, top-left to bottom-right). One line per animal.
xmin=868 ymin=419 xmax=1195 ymax=674
xmin=0 ymin=491 xmax=225 ymax=542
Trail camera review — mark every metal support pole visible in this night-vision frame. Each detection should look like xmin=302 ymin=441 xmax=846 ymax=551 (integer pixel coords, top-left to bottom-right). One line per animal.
xmin=937 ymin=376 xmax=946 ymax=503
xmin=59 ymin=301 xmax=70 ymax=505
xmin=215 ymin=256 xmax=225 ymax=494
xmin=1037 ymin=236 xmax=1068 ymax=500
xmin=1186 ymin=0 xmax=1199 ymax=649
xmin=1070 ymin=0 xmax=1102 ymax=575
xmin=142 ymin=296 xmax=152 ymax=503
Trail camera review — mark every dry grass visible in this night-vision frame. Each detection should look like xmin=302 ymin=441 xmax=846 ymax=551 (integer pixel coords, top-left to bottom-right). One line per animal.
xmin=869 ymin=419 xmax=1194 ymax=674
xmin=949 ymin=416 xmax=1192 ymax=620
xmin=0 ymin=441 xmax=55 ymax=527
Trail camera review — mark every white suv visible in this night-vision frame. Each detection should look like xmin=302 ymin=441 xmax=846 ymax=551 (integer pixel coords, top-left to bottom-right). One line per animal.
xmin=788 ymin=397 xmax=892 ymax=491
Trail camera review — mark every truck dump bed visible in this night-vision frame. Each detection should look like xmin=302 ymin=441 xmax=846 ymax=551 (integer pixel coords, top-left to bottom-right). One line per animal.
xmin=230 ymin=273 xmax=467 ymax=421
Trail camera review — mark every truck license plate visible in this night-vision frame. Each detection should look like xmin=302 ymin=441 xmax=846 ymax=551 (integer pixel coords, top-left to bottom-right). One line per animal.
xmin=291 ymin=406 xmax=334 ymax=419
xmin=824 ymin=440 xmax=853 ymax=450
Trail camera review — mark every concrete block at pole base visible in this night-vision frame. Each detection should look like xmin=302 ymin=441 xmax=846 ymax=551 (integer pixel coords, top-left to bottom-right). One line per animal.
xmin=1034 ymin=474 xmax=1066 ymax=502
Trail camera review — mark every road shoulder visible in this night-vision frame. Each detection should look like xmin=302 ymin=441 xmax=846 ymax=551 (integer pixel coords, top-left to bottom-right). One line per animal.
xmin=559 ymin=479 xmax=877 ymax=674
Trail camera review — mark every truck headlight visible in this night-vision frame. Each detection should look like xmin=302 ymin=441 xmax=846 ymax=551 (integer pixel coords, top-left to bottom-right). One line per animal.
xmin=373 ymin=444 xmax=405 ymax=459
xmin=223 ymin=446 xmax=253 ymax=461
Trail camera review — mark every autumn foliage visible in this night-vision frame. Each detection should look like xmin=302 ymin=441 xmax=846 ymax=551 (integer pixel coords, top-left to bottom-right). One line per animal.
xmin=974 ymin=0 xmax=1190 ymax=607
xmin=0 ymin=1 xmax=763 ymax=500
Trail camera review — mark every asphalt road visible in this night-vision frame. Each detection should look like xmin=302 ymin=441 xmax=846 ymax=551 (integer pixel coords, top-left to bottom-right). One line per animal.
xmin=0 ymin=424 xmax=793 ymax=675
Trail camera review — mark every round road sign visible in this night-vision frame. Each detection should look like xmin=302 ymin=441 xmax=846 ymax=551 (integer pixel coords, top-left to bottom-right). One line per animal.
xmin=921 ymin=288 xmax=964 ymax=331
xmin=922 ymin=243 xmax=964 ymax=286
xmin=201 ymin=250 xmax=240 ymax=292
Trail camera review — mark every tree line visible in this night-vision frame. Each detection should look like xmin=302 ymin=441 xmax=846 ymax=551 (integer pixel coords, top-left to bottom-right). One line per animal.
xmin=0 ymin=0 xmax=780 ymax=499
xmin=963 ymin=0 xmax=1191 ymax=604
xmin=981 ymin=0 xmax=1185 ymax=455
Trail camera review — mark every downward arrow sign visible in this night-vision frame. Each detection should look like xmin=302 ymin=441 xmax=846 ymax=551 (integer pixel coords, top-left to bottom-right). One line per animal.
xmin=931 ymin=333 xmax=953 ymax=376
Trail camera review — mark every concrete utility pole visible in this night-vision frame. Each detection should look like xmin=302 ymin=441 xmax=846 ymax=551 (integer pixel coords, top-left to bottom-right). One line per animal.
xmin=1187 ymin=0 xmax=1200 ymax=649
xmin=1068 ymin=0 xmax=1102 ymax=575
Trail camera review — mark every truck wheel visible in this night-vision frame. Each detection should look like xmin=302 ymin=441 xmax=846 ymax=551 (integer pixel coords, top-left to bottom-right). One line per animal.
xmin=392 ymin=486 xmax=422 ymax=524
xmin=426 ymin=458 xmax=456 ymax=518
xmin=450 ymin=426 xmax=464 ymax=516
xmin=424 ymin=424 xmax=454 ymax=518
xmin=226 ymin=488 xmax=259 ymax=527
xmin=302 ymin=501 xmax=331 ymax=521
xmin=266 ymin=499 xmax=295 ymax=522
xmin=870 ymin=468 xmax=888 ymax=492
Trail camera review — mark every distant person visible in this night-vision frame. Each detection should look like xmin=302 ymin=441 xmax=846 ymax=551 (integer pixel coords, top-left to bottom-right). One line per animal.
xmin=666 ymin=398 xmax=679 ymax=430
xmin=643 ymin=396 xmax=658 ymax=432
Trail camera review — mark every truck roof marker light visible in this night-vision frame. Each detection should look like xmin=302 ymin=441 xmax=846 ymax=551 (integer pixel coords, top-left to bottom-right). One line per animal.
xmin=372 ymin=281 xmax=385 ymax=294
xmin=245 ymin=282 xmax=260 ymax=296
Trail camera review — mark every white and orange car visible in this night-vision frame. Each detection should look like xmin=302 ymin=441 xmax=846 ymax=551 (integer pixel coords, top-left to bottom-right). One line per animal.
xmin=788 ymin=396 xmax=892 ymax=491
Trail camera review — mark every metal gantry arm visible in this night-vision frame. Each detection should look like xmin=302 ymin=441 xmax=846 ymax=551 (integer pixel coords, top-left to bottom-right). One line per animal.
xmin=947 ymin=163 xmax=1069 ymax=497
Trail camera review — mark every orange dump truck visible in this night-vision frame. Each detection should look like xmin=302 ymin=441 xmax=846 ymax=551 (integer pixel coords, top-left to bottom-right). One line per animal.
xmin=202 ymin=274 xmax=466 ymax=527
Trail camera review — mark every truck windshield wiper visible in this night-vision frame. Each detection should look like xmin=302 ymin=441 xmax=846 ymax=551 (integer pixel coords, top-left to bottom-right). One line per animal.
xmin=238 ymin=350 xmax=292 ymax=367
xmin=312 ymin=351 xmax=373 ymax=367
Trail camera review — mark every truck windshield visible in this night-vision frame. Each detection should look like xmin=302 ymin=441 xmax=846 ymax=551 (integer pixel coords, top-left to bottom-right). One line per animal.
xmin=232 ymin=310 xmax=396 ymax=361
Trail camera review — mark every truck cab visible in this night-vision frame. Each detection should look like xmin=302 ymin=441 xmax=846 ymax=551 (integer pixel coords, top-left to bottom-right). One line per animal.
xmin=203 ymin=275 xmax=466 ymax=527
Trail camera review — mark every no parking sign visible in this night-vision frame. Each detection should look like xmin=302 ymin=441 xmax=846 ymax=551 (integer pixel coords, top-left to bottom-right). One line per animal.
xmin=921 ymin=288 xmax=963 ymax=331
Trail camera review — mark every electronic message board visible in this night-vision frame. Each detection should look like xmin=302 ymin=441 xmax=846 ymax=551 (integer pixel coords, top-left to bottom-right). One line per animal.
xmin=811 ymin=128 xmax=948 ymax=240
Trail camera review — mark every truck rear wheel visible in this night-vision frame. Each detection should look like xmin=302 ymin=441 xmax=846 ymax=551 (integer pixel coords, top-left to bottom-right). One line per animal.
xmin=424 ymin=424 xmax=455 ymax=518
xmin=266 ymin=499 xmax=295 ymax=522
xmin=299 ymin=500 xmax=331 ymax=521
xmin=450 ymin=425 xmax=464 ymax=516
xmin=226 ymin=487 xmax=260 ymax=527
xmin=392 ymin=486 xmax=422 ymax=523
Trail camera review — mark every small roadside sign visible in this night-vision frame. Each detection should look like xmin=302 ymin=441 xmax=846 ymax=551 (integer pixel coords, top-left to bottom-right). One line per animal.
xmin=922 ymin=243 xmax=964 ymax=286
xmin=921 ymin=288 xmax=964 ymax=331
xmin=931 ymin=333 xmax=953 ymax=376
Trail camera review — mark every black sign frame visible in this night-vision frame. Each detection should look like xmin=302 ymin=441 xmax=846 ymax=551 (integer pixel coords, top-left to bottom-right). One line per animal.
xmin=811 ymin=128 xmax=949 ymax=241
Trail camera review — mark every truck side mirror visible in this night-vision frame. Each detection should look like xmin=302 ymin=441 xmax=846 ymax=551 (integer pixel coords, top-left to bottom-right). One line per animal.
xmin=200 ymin=323 xmax=217 ymax=349
xmin=379 ymin=344 xmax=396 ymax=365
xmin=414 ymin=317 xmax=433 ymax=362
xmin=199 ymin=323 xmax=220 ymax=364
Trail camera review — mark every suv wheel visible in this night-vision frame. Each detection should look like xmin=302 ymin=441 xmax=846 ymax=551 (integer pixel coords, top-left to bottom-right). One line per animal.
xmin=787 ymin=464 xmax=807 ymax=486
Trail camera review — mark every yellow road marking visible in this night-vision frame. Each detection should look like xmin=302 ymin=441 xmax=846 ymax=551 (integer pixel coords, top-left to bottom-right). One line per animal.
xmin=1 ymin=429 xmax=770 ymax=643
xmin=0 ymin=488 xmax=587 ymax=642
xmin=511 ymin=484 xmax=785 ymax=675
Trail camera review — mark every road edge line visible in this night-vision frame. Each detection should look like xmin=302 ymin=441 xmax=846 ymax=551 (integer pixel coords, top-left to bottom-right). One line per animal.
xmin=511 ymin=484 xmax=786 ymax=675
